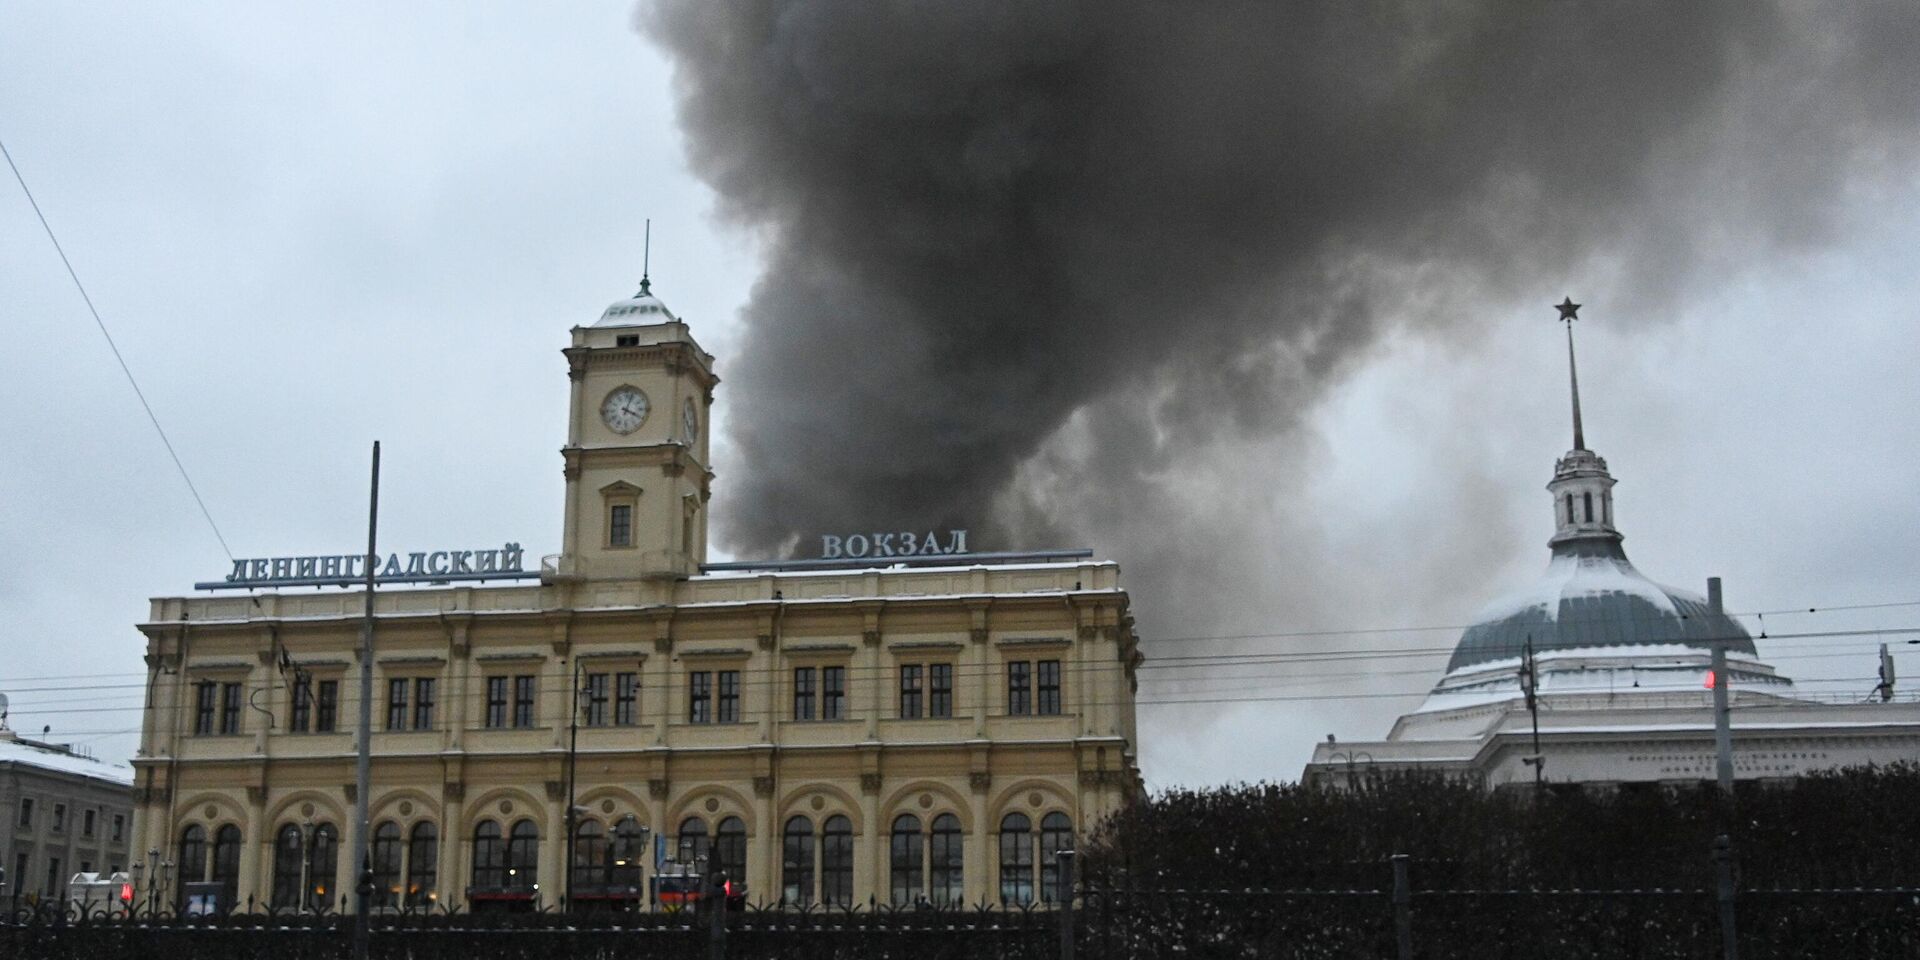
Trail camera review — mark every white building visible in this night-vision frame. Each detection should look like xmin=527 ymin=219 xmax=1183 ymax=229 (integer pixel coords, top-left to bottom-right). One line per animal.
xmin=1303 ymin=302 xmax=1920 ymax=788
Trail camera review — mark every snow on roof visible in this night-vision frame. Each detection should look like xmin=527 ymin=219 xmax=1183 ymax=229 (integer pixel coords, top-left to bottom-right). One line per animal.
xmin=0 ymin=735 xmax=133 ymax=787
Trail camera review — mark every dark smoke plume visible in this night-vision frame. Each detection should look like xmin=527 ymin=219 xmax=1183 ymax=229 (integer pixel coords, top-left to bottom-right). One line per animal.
xmin=641 ymin=2 xmax=1920 ymax=777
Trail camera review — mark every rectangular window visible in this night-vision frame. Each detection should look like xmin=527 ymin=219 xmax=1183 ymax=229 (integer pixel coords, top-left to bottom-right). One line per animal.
xmin=930 ymin=663 xmax=953 ymax=718
xmin=387 ymin=678 xmax=410 ymax=731
xmin=17 ymin=798 xmax=31 ymax=829
xmin=584 ymin=673 xmax=610 ymax=727
xmin=689 ymin=671 xmax=712 ymax=723
xmin=52 ymin=803 xmax=66 ymax=832
xmin=485 ymin=676 xmax=509 ymax=729
xmin=513 ymin=675 xmax=536 ymax=728
xmin=793 ymin=667 xmax=816 ymax=720
xmin=112 ymin=814 xmax=125 ymax=842
xmin=1038 ymin=660 xmax=1062 ymax=715
xmin=822 ymin=666 xmax=845 ymax=720
xmin=609 ymin=504 xmax=633 ymax=547
xmin=193 ymin=682 xmax=217 ymax=735
xmin=289 ymin=679 xmax=312 ymax=733
xmin=15 ymin=853 xmax=28 ymax=895
xmin=1008 ymin=661 xmax=1032 ymax=716
xmin=718 ymin=670 xmax=740 ymax=723
xmin=83 ymin=809 xmax=95 ymax=838
xmin=899 ymin=664 xmax=924 ymax=719
xmin=219 ymin=681 xmax=243 ymax=734
xmin=615 ymin=672 xmax=639 ymax=725
xmin=45 ymin=857 xmax=60 ymax=897
xmin=316 ymin=680 xmax=339 ymax=732
xmin=414 ymin=678 xmax=436 ymax=731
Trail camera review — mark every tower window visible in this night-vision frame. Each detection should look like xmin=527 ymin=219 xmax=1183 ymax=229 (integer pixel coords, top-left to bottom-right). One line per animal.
xmin=615 ymin=334 xmax=639 ymax=347
xmin=609 ymin=504 xmax=633 ymax=547
xmin=1564 ymin=493 xmax=1574 ymax=526
xmin=1583 ymin=491 xmax=1594 ymax=523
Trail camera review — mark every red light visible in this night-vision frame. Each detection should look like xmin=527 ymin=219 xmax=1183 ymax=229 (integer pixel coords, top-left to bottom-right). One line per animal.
xmin=119 ymin=883 xmax=134 ymax=902
xmin=1703 ymin=671 xmax=1716 ymax=689
xmin=723 ymin=881 xmax=733 ymax=896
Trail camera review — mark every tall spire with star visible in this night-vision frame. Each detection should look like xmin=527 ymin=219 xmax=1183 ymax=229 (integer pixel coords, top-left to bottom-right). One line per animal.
xmin=1546 ymin=297 xmax=1619 ymax=547
xmin=1557 ymin=296 xmax=1586 ymax=451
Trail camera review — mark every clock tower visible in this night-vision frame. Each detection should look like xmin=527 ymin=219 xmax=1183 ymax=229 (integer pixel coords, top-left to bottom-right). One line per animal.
xmin=555 ymin=276 xmax=717 ymax=582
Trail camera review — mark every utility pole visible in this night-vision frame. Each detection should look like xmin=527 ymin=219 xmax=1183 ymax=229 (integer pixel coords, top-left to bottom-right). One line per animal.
xmin=1708 ymin=578 xmax=1734 ymax=794
xmin=563 ymin=659 xmax=583 ymax=914
xmin=1519 ymin=635 xmax=1544 ymax=792
xmin=351 ymin=442 xmax=380 ymax=960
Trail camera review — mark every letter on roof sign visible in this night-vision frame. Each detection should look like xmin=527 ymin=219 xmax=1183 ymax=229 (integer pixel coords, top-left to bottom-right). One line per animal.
xmin=821 ymin=535 xmax=843 ymax=559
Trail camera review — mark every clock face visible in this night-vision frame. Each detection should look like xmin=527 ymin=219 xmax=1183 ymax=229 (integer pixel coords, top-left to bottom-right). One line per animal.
xmin=600 ymin=387 xmax=650 ymax=434
xmin=682 ymin=397 xmax=700 ymax=444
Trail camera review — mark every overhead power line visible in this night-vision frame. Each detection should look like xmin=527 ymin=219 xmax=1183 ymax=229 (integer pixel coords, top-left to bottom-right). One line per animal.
xmin=1 ymin=134 xmax=235 ymax=561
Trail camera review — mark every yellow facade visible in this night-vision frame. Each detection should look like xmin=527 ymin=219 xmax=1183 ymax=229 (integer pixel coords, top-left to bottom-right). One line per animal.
xmin=130 ymin=287 xmax=1143 ymax=913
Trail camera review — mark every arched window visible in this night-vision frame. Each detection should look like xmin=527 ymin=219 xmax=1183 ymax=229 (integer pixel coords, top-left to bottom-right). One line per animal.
xmin=889 ymin=814 xmax=923 ymax=905
xmin=821 ymin=815 xmax=854 ymax=907
xmin=472 ymin=821 xmax=505 ymax=890
xmin=1583 ymin=491 xmax=1594 ymax=523
xmin=715 ymin=817 xmax=747 ymax=887
xmin=929 ymin=813 xmax=963 ymax=906
xmin=782 ymin=816 xmax=814 ymax=905
xmin=998 ymin=813 xmax=1033 ymax=905
xmin=308 ymin=824 xmax=339 ymax=911
xmin=371 ymin=822 xmax=402 ymax=907
xmin=1565 ymin=493 xmax=1574 ymax=525
xmin=212 ymin=824 xmax=242 ymax=909
xmin=572 ymin=819 xmax=607 ymax=889
xmin=610 ymin=816 xmax=645 ymax=888
xmin=1603 ymin=492 xmax=1612 ymax=525
xmin=407 ymin=822 xmax=438 ymax=907
xmin=677 ymin=817 xmax=709 ymax=866
xmin=177 ymin=824 xmax=208 ymax=889
xmin=271 ymin=825 xmax=304 ymax=910
xmin=506 ymin=820 xmax=539 ymax=891
xmin=1039 ymin=813 xmax=1073 ymax=904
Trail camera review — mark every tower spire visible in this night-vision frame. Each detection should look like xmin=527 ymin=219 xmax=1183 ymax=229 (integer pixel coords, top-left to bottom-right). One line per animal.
xmin=638 ymin=219 xmax=652 ymax=296
xmin=1556 ymin=297 xmax=1585 ymax=451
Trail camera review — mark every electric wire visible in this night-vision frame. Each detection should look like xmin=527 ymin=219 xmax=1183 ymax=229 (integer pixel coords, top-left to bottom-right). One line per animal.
xmin=0 ymin=134 xmax=236 ymax=561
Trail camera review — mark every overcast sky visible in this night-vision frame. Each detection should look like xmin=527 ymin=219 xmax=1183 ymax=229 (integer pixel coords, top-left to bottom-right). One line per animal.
xmin=3 ymin=3 xmax=1916 ymax=787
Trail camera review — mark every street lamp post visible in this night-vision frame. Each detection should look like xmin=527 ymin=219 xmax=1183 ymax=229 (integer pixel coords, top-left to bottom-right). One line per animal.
xmin=300 ymin=818 xmax=316 ymax=914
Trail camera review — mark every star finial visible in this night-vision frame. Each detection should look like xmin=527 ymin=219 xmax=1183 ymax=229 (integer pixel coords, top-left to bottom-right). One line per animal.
xmin=1555 ymin=297 xmax=1581 ymax=322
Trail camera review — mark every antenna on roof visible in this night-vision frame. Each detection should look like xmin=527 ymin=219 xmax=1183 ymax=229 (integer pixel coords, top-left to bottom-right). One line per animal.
xmin=639 ymin=219 xmax=652 ymax=296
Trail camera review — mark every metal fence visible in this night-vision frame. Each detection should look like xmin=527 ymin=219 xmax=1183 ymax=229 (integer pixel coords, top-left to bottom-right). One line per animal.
xmin=6 ymin=878 xmax=1917 ymax=959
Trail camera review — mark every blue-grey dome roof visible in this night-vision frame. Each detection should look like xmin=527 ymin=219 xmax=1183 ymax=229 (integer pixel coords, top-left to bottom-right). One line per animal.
xmin=1444 ymin=539 xmax=1756 ymax=674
